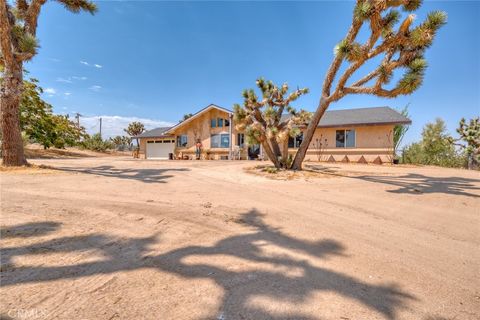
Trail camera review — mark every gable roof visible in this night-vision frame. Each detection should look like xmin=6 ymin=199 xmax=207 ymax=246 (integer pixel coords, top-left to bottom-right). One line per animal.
xmin=282 ymin=106 xmax=411 ymax=127
xmin=165 ymin=104 xmax=232 ymax=133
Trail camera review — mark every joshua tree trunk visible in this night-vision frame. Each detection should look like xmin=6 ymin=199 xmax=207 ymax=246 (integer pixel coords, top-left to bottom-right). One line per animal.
xmin=291 ymin=97 xmax=330 ymax=170
xmin=261 ymin=140 xmax=281 ymax=168
xmin=1 ymin=61 xmax=27 ymax=166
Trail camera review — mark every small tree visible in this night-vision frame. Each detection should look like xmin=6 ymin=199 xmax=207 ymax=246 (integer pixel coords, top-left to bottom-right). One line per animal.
xmin=393 ymin=104 xmax=410 ymax=158
xmin=0 ymin=0 xmax=96 ymax=166
xmin=234 ymin=78 xmax=311 ymax=169
xmin=403 ymin=118 xmax=464 ymax=167
xmin=124 ymin=121 xmax=145 ymax=150
xmin=291 ymin=0 xmax=446 ymax=170
xmin=453 ymin=117 xmax=480 ymax=170
xmin=180 ymin=113 xmax=193 ymax=123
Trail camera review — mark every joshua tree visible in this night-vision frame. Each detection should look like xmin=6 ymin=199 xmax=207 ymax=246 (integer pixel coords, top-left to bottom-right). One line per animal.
xmin=454 ymin=117 xmax=480 ymax=170
xmin=124 ymin=121 xmax=145 ymax=150
xmin=291 ymin=0 xmax=446 ymax=170
xmin=234 ymin=78 xmax=311 ymax=169
xmin=0 ymin=0 xmax=96 ymax=166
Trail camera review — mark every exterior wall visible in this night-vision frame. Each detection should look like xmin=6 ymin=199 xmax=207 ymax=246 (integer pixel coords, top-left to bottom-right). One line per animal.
xmin=299 ymin=124 xmax=394 ymax=163
xmin=169 ymin=108 xmax=247 ymax=160
xmin=139 ymin=111 xmax=395 ymax=163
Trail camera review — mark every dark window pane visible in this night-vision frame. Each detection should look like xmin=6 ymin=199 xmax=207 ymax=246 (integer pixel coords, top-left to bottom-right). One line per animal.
xmin=225 ymin=119 xmax=230 ymax=127
xmin=221 ymin=134 xmax=230 ymax=148
xmin=336 ymin=130 xmax=345 ymax=148
xmin=295 ymin=133 xmax=303 ymax=148
xmin=288 ymin=137 xmax=295 ymax=148
xmin=211 ymin=134 xmax=220 ymax=148
xmin=211 ymin=119 xmax=216 ymax=128
xmin=218 ymin=118 xmax=224 ymax=127
xmin=237 ymin=134 xmax=245 ymax=147
xmin=346 ymin=129 xmax=355 ymax=147
xmin=177 ymin=135 xmax=187 ymax=147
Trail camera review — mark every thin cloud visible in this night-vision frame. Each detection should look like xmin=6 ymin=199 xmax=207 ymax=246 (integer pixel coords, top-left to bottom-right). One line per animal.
xmin=80 ymin=61 xmax=89 ymax=66
xmin=79 ymin=115 xmax=174 ymax=139
xmin=64 ymin=92 xmax=72 ymax=96
xmin=72 ymin=76 xmax=87 ymax=80
xmin=94 ymin=64 xmax=103 ymax=69
xmin=89 ymin=85 xmax=102 ymax=92
xmin=56 ymin=77 xmax=73 ymax=83
xmin=44 ymin=88 xmax=56 ymax=95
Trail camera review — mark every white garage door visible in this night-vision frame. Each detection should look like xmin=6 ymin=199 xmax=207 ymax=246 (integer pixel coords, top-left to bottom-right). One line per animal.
xmin=146 ymin=139 xmax=175 ymax=159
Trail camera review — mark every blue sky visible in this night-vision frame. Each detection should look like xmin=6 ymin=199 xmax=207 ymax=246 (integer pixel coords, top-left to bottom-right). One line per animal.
xmin=27 ymin=1 xmax=479 ymax=143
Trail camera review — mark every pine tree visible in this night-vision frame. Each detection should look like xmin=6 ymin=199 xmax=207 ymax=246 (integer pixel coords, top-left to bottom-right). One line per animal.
xmin=234 ymin=78 xmax=310 ymax=169
xmin=291 ymin=0 xmax=446 ymax=170
xmin=0 ymin=0 xmax=96 ymax=166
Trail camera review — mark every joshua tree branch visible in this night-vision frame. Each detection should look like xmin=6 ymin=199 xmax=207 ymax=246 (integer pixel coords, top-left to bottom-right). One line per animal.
xmin=0 ymin=0 xmax=15 ymax=68
xmin=25 ymin=0 xmax=46 ymax=36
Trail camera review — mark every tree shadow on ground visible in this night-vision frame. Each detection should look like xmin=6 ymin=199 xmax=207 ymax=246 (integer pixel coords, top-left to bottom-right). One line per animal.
xmin=51 ymin=165 xmax=189 ymax=183
xmin=1 ymin=210 xmax=415 ymax=319
xmin=0 ymin=222 xmax=61 ymax=239
xmin=305 ymin=164 xmax=480 ymax=198
xmin=355 ymin=173 xmax=480 ymax=198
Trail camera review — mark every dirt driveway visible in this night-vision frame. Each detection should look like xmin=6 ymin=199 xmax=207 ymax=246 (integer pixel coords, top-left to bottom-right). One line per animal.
xmin=1 ymin=158 xmax=479 ymax=320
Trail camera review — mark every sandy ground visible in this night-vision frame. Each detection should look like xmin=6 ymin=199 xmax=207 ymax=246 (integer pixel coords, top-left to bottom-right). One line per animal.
xmin=1 ymin=157 xmax=479 ymax=320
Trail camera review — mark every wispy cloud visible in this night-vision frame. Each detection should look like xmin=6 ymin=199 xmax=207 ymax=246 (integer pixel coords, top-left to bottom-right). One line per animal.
xmin=89 ymin=85 xmax=102 ymax=92
xmin=56 ymin=77 xmax=73 ymax=83
xmin=80 ymin=115 xmax=174 ymax=138
xmin=44 ymin=88 xmax=56 ymax=97
xmin=80 ymin=60 xmax=103 ymax=69
xmin=72 ymin=76 xmax=87 ymax=80
xmin=49 ymin=58 xmax=61 ymax=62
xmin=64 ymin=92 xmax=72 ymax=96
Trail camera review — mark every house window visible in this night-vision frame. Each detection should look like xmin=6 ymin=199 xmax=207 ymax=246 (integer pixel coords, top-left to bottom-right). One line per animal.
xmin=217 ymin=118 xmax=224 ymax=127
xmin=225 ymin=118 xmax=230 ymax=127
xmin=288 ymin=133 xmax=303 ymax=148
xmin=237 ymin=133 xmax=245 ymax=147
xmin=336 ymin=129 xmax=355 ymax=148
xmin=177 ymin=135 xmax=188 ymax=147
xmin=211 ymin=134 xmax=230 ymax=148
xmin=211 ymin=118 xmax=217 ymax=128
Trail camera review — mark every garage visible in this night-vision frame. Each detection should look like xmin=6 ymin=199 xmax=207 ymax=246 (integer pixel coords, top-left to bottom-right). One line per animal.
xmin=146 ymin=139 xmax=175 ymax=159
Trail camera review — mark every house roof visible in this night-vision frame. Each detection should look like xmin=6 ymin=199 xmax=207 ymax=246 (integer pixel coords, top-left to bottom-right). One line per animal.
xmin=165 ymin=104 xmax=232 ymax=133
xmin=136 ymin=106 xmax=411 ymax=139
xmin=133 ymin=127 xmax=172 ymax=139
xmin=282 ymin=106 xmax=411 ymax=127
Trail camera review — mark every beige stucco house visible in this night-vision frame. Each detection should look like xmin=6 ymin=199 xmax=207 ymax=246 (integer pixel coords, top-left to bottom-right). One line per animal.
xmin=135 ymin=104 xmax=411 ymax=164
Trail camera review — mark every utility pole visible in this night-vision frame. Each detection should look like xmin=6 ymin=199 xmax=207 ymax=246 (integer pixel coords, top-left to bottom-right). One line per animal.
xmin=99 ymin=117 xmax=102 ymax=139
xmin=74 ymin=113 xmax=82 ymax=128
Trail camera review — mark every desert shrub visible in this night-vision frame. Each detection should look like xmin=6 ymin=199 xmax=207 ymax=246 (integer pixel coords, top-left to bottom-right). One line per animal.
xmin=80 ymin=134 xmax=113 ymax=152
xmin=402 ymin=118 xmax=466 ymax=168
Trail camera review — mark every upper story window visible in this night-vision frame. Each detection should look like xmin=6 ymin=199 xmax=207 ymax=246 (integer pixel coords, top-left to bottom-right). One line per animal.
xmin=336 ymin=129 xmax=355 ymax=148
xmin=211 ymin=134 xmax=230 ymax=148
xmin=211 ymin=117 xmax=230 ymax=128
xmin=288 ymin=133 xmax=303 ymax=148
xmin=176 ymin=135 xmax=188 ymax=147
